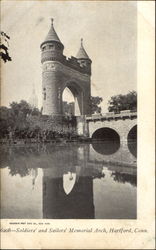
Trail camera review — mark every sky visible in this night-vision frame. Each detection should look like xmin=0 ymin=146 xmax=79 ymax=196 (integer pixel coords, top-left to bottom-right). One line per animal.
xmin=1 ymin=1 xmax=137 ymax=112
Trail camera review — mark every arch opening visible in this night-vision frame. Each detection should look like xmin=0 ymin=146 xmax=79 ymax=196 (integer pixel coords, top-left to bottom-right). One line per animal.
xmin=62 ymin=82 xmax=83 ymax=116
xmin=127 ymin=125 xmax=137 ymax=157
xmin=62 ymin=87 xmax=75 ymax=116
xmin=92 ymin=128 xmax=120 ymax=155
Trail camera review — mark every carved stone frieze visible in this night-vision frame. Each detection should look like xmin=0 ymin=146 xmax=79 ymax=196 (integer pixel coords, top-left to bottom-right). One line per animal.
xmin=43 ymin=61 xmax=89 ymax=82
xmin=42 ymin=62 xmax=56 ymax=71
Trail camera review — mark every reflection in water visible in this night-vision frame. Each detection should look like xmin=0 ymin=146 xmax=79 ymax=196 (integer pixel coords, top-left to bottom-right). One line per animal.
xmin=63 ymin=172 xmax=76 ymax=195
xmin=92 ymin=128 xmax=120 ymax=154
xmin=31 ymin=168 xmax=38 ymax=189
xmin=111 ymin=172 xmax=137 ymax=187
xmin=128 ymin=141 xmax=137 ymax=157
xmin=0 ymin=143 xmax=137 ymax=219
xmin=92 ymin=142 xmax=120 ymax=155
xmin=43 ymin=174 xmax=95 ymax=219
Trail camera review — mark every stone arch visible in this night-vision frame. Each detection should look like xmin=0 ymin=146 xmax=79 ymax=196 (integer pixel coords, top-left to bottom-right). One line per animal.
xmin=91 ymin=127 xmax=120 ymax=155
xmin=127 ymin=125 xmax=137 ymax=157
xmin=61 ymin=81 xmax=85 ymax=116
xmin=88 ymin=119 xmax=137 ymax=141
xmin=92 ymin=127 xmax=120 ymax=142
xmin=128 ymin=125 xmax=137 ymax=141
xmin=89 ymin=122 xmax=121 ymax=139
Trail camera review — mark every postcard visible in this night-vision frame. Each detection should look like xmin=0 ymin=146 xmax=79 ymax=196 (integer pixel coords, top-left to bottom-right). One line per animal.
xmin=0 ymin=0 xmax=155 ymax=249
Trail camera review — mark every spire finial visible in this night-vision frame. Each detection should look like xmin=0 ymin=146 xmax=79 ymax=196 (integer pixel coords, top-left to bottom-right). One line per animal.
xmin=51 ymin=18 xmax=54 ymax=25
xmin=81 ymin=38 xmax=83 ymax=47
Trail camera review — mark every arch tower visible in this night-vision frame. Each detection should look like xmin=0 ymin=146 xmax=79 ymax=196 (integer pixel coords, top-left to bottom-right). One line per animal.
xmin=40 ymin=19 xmax=92 ymax=116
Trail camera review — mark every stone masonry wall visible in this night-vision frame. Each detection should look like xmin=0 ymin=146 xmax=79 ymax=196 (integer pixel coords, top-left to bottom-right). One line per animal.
xmin=88 ymin=118 xmax=137 ymax=142
xmin=42 ymin=61 xmax=91 ymax=116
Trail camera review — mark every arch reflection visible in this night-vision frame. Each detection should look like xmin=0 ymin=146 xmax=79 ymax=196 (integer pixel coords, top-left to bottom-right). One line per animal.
xmin=43 ymin=172 xmax=95 ymax=219
xmin=0 ymin=144 xmax=137 ymax=219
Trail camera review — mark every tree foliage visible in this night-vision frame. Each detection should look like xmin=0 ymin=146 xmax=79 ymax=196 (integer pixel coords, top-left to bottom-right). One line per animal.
xmin=0 ymin=31 xmax=12 ymax=63
xmin=108 ymin=91 xmax=137 ymax=112
xmin=0 ymin=100 xmax=41 ymax=137
xmin=90 ymin=96 xmax=103 ymax=114
xmin=63 ymin=96 xmax=103 ymax=115
xmin=63 ymin=101 xmax=74 ymax=115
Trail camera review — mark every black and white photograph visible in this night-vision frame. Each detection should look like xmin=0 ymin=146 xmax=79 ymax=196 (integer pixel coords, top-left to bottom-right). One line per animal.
xmin=0 ymin=0 xmax=155 ymax=249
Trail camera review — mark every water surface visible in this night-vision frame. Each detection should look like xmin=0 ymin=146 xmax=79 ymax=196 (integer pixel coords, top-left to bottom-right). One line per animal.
xmin=0 ymin=141 xmax=137 ymax=219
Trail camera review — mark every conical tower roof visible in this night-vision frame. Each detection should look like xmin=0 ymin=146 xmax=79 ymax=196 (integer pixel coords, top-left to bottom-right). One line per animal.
xmin=41 ymin=19 xmax=63 ymax=47
xmin=76 ymin=38 xmax=90 ymax=59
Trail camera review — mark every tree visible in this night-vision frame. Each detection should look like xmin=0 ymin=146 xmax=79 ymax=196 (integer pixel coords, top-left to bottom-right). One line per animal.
xmin=9 ymin=100 xmax=30 ymax=130
xmin=63 ymin=101 xmax=74 ymax=115
xmin=10 ymin=100 xmax=32 ymax=118
xmin=108 ymin=91 xmax=137 ymax=113
xmin=30 ymin=107 xmax=41 ymax=116
xmin=90 ymin=96 xmax=103 ymax=114
xmin=0 ymin=31 xmax=12 ymax=63
xmin=0 ymin=100 xmax=41 ymax=138
xmin=0 ymin=106 xmax=13 ymax=137
xmin=63 ymin=97 xmax=103 ymax=115
xmin=10 ymin=100 xmax=40 ymax=118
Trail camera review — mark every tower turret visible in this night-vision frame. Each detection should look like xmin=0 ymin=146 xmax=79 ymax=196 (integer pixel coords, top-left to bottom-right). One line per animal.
xmin=41 ymin=18 xmax=64 ymax=64
xmin=41 ymin=19 xmax=65 ymax=116
xmin=76 ymin=38 xmax=92 ymax=73
xmin=40 ymin=20 xmax=91 ymax=116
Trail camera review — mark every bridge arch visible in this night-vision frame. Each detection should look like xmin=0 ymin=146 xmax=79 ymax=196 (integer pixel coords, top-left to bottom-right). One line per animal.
xmin=127 ymin=125 xmax=137 ymax=157
xmin=88 ymin=118 xmax=137 ymax=143
xmin=128 ymin=125 xmax=137 ymax=141
xmin=91 ymin=127 xmax=120 ymax=155
xmin=92 ymin=127 xmax=120 ymax=142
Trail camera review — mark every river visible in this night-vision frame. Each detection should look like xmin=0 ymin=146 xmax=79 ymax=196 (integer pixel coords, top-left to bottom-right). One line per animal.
xmin=0 ymin=141 xmax=137 ymax=219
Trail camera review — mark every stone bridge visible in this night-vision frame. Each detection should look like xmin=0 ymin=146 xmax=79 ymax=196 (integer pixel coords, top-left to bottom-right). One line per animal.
xmin=77 ymin=110 xmax=137 ymax=144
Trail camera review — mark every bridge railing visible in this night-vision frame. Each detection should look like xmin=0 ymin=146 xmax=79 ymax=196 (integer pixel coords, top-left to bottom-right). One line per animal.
xmin=85 ymin=110 xmax=137 ymax=121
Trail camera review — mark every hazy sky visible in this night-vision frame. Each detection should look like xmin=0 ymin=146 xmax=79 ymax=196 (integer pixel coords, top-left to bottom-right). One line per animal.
xmin=1 ymin=1 xmax=137 ymax=112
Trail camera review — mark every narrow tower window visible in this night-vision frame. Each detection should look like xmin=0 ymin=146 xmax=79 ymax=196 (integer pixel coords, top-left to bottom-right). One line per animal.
xmin=43 ymin=88 xmax=46 ymax=100
xmin=49 ymin=45 xmax=54 ymax=49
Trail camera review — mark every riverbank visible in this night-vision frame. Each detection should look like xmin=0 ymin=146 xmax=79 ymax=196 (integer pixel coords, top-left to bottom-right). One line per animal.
xmin=0 ymin=137 xmax=92 ymax=145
